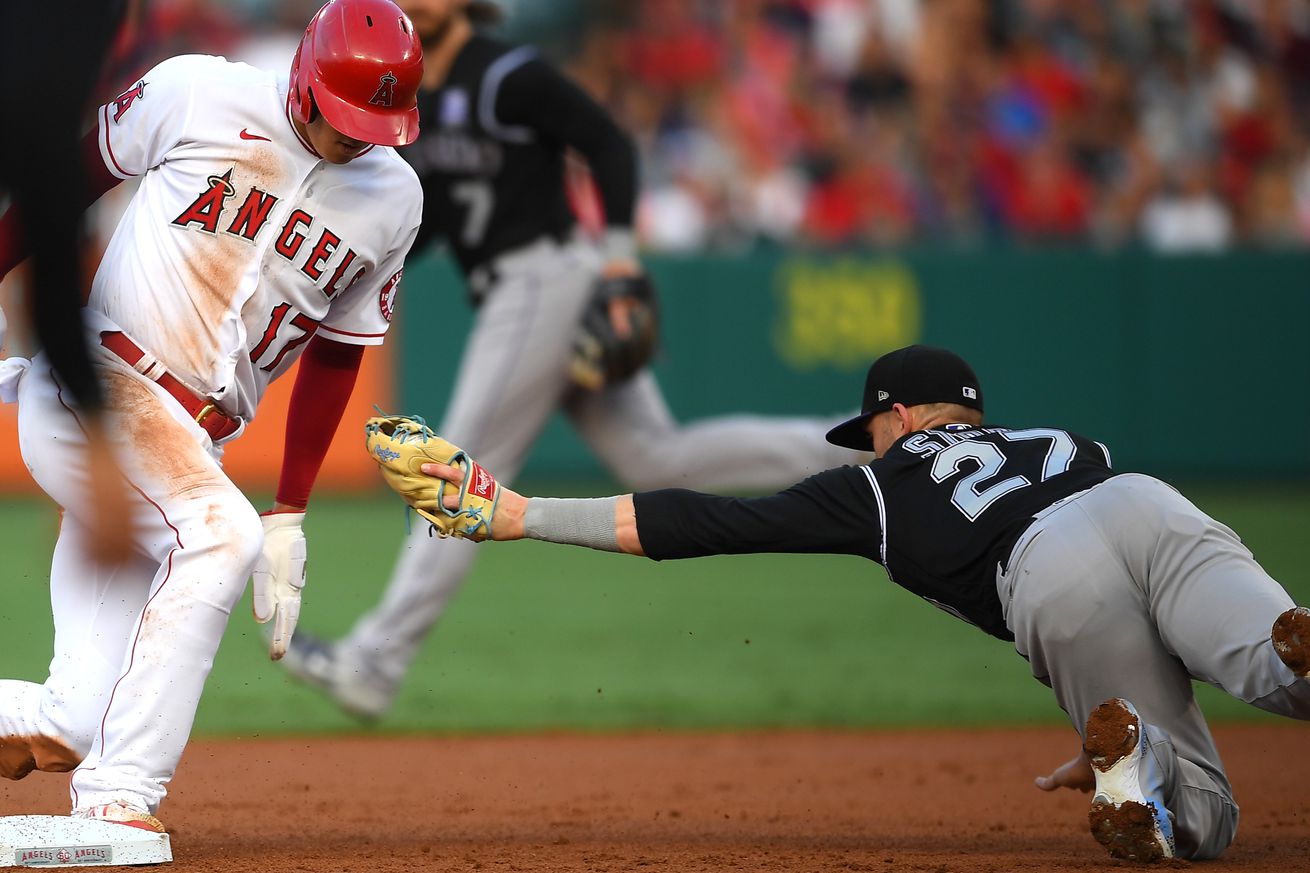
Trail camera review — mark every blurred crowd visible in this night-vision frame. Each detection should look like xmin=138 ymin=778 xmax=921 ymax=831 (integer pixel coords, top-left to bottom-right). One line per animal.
xmin=573 ymin=0 xmax=1310 ymax=252
xmin=92 ymin=0 xmax=1310 ymax=253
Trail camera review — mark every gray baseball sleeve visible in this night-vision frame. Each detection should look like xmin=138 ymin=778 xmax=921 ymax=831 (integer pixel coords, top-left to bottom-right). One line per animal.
xmin=522 ymin=496 xmax=621 ymax=552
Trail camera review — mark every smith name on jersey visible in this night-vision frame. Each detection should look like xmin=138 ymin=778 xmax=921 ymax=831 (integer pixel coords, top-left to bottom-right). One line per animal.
xmin=93 ymin=54 xmax=423 ymax=423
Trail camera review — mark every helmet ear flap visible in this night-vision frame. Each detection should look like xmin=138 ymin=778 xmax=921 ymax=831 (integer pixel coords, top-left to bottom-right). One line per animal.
xmin=289 ymin=42 xmax=308 ymax=121
xmin=289 ymin=42 xmax=322 ymax=126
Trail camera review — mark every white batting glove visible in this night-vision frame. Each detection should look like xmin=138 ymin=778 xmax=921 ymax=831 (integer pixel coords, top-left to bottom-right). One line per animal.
xmin=251 ymin=510 xmax=307 ymax=661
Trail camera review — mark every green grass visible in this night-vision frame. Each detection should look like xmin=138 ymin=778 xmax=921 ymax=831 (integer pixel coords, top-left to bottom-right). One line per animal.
xmin=0 ymin=482 xmax=1306 ymax=736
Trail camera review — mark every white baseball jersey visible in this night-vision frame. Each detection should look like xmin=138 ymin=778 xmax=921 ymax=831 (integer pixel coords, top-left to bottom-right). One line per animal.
xmin=92 ymin=54 xmax=423 ymax=422
xmin=0 ymin=52 xmax=422 ymax=820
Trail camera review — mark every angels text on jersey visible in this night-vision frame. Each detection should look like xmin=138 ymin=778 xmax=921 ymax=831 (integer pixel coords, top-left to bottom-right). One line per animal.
xmin=92 ymin=54 xmax=421 ymax=418
xmin=171 ymin=167 xmax=370 ymax=302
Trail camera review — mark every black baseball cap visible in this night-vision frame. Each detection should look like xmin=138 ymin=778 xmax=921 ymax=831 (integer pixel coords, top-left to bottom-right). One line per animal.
xmin=825 ymin=345 xmax=984 ymax=450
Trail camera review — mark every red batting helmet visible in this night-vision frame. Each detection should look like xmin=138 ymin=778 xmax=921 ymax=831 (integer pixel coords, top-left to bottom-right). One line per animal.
xmin=289 ymin=0 xmax=423 ymax=147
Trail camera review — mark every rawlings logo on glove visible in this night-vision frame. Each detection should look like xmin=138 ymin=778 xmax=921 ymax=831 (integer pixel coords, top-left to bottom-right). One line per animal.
xmin=364 ymin=414 xmax=499 ymax=541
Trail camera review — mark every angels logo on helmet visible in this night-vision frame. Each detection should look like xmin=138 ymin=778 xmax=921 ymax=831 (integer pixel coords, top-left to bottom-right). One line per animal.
xmin=370 ymin=72 xmax=398 ymax=108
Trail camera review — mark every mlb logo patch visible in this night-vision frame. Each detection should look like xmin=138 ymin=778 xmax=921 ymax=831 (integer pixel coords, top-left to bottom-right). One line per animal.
xmin=963 ymin=387 xmax=977 ymax=399
xmin=441 ymin=88 xmax=470 ymax=127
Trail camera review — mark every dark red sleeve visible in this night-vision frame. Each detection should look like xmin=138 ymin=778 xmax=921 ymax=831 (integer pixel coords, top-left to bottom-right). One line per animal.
xmin=274 ymin=335 xmax=366 ymax=509
xmin=0 ymin=207 xmax=22 ymax=280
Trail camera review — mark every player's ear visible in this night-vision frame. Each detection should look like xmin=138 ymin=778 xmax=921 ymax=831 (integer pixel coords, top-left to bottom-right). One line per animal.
xmin=891 ymin=402 xmax=914 ymax=435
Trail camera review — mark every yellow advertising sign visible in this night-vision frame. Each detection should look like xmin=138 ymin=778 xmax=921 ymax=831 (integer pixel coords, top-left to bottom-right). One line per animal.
xmin=775 ymin=258 xmax=921 ymax=370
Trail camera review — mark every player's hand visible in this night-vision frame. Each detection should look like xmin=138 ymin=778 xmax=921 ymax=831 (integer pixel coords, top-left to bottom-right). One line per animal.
xmin=601 ymin=258 xmax=641 ymax=279
xmin=251 ymin=508 xmax=307 ymax=660
xmin=418 ymin=461 xmax=527 ymax=540
xmin=1034 ymin=749 xmax=1094 ymax=793
xmin=600 ymin=259 xmax=642 ymax=339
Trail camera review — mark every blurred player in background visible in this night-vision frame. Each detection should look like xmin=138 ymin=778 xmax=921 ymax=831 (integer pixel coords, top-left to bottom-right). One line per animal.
xmin=280 ymin=0 xmax=869 ymax=720
xmin=0 ymin=0 xmax=423 ymax=831
xmin=0 ymin=1 xmax=135 ymax=565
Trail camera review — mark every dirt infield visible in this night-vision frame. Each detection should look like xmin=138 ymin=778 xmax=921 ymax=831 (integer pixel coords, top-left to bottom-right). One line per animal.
xmin=2 ymin=725 xmax=1307 ymax=871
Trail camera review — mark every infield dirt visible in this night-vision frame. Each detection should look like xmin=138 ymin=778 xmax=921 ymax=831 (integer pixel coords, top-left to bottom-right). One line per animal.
xmin=2 ymin=725 xmax=1306 ymax=871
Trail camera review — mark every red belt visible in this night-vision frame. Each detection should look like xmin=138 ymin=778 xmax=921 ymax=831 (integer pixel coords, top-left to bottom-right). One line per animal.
xmin=100 ymin=332 xmax=240 ymax=441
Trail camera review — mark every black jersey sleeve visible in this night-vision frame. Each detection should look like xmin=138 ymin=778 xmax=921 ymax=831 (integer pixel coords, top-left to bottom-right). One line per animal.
xmin=632 ymin=467 xmax=883 ymax=563
xmin=410 ymin=184 xmax=441 ymax=255
xmin=493 ymin=56 xmax=638 ymax=230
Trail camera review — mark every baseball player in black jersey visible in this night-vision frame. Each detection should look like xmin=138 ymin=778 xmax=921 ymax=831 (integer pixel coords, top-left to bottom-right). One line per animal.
xmin=281 ymin=0 xmax=865 ymax=717
xmin=399 ymin=344 xmax=1310 ymax=863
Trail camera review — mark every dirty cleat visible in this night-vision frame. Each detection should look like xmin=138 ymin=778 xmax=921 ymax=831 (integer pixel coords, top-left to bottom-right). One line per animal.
xmin=1272 ymin=607 xmax=1310 ymax=677
xmin=72 ymin=802 xmax=166 ymax=833
xmin=1083 ymin=698 xmax=1175 ymax=862
xmin=279 ymin=631 xmax=395 ymax=720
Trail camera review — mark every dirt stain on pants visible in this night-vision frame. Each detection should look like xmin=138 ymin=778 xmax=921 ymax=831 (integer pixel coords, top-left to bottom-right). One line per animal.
xmin=0 ymin=734 xmax=81 ymax=780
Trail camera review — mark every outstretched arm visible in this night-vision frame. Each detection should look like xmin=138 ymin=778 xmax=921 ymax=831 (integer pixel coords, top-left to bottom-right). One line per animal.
xmin=418 ymin=460 xmax=646 ymax=555
xmin=414 ymin=459 xmax=881 ymax=563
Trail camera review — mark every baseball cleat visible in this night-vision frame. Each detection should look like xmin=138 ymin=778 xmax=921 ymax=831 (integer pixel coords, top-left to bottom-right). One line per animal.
xmin=72 ymin=802 xmax=166 ymax=833
xmin=1272 ymin=607 xmax=1310 ymax=677
xmin=279 ymin=631 xmax=395 ymax=720
xmin=1083 ymin=697 xmax=1175 ymax=862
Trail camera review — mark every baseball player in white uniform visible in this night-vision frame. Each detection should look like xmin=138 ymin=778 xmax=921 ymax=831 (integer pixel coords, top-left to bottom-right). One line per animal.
xmin=281 ymin=0 xmax=869 ymax=720
xmin=0 ymin=0 xmax=423 ymax=832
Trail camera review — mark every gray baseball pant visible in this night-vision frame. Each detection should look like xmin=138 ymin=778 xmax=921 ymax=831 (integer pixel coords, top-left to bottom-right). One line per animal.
xmin=998 ymin=473 xmax=1309 ymax=859
xmin=339 ymin=237 xmax=863 ymax=687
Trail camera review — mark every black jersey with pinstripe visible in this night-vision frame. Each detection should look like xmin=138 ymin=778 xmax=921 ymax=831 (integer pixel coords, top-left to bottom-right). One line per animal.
xmin=632 ymin=425 xmax=1116 ymax=640
xmin=399 ymin=34 xmax=637 ymax=279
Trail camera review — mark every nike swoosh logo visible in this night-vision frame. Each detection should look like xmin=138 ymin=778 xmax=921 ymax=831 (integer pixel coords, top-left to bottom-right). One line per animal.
xmin=239 ymin=128 xmax=271 ymax=142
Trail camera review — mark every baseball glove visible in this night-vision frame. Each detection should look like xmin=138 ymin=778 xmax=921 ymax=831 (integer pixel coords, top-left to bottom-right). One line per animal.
xmin=569 ymin=273 xmax=659 ymax=391
xmin=364 ymin=414 xmax=500 ymax=541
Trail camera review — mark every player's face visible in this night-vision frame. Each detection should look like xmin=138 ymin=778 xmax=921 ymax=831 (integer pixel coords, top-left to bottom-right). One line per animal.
xmin=395 ymin=0 xmax=461 ymax=43
xmin=304 ymin=115 xmax=371 ymax=164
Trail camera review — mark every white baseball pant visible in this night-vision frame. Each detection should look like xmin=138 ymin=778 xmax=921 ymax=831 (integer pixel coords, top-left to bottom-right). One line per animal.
xmin=0 ymin=348 xmax=261 ymax=813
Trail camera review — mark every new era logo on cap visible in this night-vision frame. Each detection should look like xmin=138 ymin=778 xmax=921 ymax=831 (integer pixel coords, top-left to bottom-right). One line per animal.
xmin=824 ymin=345 xmax=985 ymax=451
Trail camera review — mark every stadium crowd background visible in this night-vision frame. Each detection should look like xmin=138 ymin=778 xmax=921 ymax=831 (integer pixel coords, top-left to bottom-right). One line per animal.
xmin=97 ymin=0 xmax=1310 ymax=253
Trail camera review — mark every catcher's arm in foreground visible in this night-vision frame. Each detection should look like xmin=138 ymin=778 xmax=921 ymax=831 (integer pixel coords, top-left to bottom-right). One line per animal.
xmin=365 ymin=415 xmax=881 ymax=561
